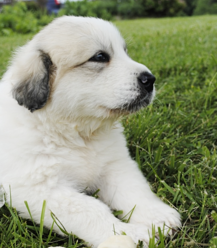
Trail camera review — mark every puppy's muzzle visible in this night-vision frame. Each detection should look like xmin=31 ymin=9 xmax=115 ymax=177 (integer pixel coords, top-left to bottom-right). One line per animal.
xmin=137 ymin=72 xmax=156 ymax=93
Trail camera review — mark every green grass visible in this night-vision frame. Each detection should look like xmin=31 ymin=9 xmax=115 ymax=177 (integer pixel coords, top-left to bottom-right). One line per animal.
xmin=0 ymin=15 xmax=217 ymax=247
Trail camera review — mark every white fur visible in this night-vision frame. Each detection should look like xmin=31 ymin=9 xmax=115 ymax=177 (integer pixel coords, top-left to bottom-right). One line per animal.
xmin=97 ymin=235 xmax=136 ymax=248
xmin=0 ymin=16 xmax=180 ymax=247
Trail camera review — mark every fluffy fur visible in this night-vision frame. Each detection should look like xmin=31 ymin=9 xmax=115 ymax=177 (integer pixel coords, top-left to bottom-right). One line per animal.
xmin=0 ymin=16 xmax=181 ymax=247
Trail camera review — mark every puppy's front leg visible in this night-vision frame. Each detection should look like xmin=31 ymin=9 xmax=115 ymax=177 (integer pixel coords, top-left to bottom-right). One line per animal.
xmin=11 ymin=186 xmax=151 ymax=248
xmin=98 ymin=159 xmax=181 ymax=234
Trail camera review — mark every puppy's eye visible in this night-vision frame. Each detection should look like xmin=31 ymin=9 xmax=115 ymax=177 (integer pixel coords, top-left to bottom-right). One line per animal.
xmin=89 ymin=52 xmax=110 ymax=63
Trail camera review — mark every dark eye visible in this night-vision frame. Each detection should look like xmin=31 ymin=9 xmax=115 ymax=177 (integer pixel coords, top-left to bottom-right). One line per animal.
xmin=89 ymin=52 xmax=110 ymax=63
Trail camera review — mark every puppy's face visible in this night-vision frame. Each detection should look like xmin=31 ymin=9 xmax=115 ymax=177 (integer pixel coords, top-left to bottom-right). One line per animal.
xmin=12 ymin=16 xmax=155 ymax=119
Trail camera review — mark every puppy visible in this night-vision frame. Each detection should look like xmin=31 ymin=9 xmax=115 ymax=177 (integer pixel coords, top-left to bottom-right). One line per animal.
xmin=0 ymin=16 xmax=180 ymax=247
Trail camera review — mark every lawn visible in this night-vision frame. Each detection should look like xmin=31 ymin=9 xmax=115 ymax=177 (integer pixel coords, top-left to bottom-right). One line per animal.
xmin=0 ymin=15 xmax=217 ymax=247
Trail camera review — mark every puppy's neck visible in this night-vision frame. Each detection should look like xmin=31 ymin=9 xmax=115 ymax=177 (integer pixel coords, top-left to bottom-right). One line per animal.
xmin=35 ymin=112 xmax=118 ymax=147
xmin=75 ymin=117 xmax=117 ymax=138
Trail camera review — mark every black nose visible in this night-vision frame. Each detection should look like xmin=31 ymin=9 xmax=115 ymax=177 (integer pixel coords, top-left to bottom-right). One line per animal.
xmin=137 ymin=72 xmax=156 ymax=93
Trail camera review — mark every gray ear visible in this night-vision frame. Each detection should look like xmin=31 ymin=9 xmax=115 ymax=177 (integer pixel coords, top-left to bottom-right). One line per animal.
xmin=12 ymin=51 xmax=53 ymax=112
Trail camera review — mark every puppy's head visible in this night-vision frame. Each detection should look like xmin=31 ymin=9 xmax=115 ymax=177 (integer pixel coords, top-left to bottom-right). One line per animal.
xmin=11 ymin=16 xmax=155 ymax=119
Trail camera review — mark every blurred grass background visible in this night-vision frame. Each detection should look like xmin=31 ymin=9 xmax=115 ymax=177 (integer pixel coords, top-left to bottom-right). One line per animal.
xmin=0 ymin=15 xmax=217 ymax=248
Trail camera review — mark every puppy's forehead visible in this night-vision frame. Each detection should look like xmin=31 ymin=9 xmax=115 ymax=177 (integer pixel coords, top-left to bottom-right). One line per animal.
xmin=87 ymin=19 xmax=126 ymax=51
xmin=36 ymin=16 xmax=126 ymax=64
xmin=67 ymin=16 xmax=125 ymax=47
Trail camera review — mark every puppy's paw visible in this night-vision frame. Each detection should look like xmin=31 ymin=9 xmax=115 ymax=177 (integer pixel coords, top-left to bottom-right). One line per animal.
xmin=130 ymin=200 xmax=181 ymax=238
xmin=149 ymin=204 xmax=181 ymax=235
xmin=115 ymin=223 xmax=154 ymax=248
xmin=97 ymin=235 xmax=136 ymax=248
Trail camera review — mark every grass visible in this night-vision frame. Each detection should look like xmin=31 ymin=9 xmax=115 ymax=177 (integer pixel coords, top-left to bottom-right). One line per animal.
xmin=0 ymin=15 xmax=217 ymax=247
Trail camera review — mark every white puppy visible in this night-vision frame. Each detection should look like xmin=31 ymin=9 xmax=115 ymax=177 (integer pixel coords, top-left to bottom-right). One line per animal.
xmin=0 ymin=16 xmax=180 ymax=247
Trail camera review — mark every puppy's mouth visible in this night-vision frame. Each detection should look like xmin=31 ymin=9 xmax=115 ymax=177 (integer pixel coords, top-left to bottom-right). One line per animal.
xmin=119 ymin=92 xmax=152 ymax=113
xmin=108 ymin=91 xmax=153 ymax=116
xmin=121 ymin=94 xmax=151 ymax=113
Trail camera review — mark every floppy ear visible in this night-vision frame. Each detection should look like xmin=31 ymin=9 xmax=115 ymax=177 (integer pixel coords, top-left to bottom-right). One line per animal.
xmin=12 ymin=50 xmax=54 ymax=113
